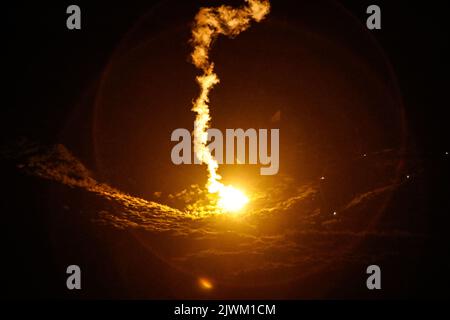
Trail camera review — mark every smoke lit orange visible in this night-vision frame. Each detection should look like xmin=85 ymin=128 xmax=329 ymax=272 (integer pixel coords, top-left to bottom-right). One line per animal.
xmin=190 ymin=0 xmax=270 ymax=213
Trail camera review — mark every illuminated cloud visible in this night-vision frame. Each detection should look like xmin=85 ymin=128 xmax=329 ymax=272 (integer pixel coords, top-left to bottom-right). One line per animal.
xmin=4 ymin=141 xmax=424 ymax=287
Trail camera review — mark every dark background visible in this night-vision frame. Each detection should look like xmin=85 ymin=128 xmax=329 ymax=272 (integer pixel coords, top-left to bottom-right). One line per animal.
xmin=5 ymin=0 xmax=449 ymax=153
xmin=3 ymin=0 xmax=449 ymax=299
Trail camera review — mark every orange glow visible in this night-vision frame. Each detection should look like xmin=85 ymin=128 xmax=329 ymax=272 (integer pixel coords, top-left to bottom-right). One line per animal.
xmin=198 ymin=277 xmax=214 ymax=290
xmin=217 ymin=185 xmax=249 ymax=213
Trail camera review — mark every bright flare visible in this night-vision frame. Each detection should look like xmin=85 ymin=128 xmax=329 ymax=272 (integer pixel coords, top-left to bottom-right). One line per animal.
xmin=217 ymin=186 xmax=249 ymax=213
xmin=189 ymin=0 xmax=270 ymax=211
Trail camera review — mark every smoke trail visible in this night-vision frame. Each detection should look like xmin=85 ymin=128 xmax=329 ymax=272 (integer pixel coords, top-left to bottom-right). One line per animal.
xmin=190 ymin=0 xmax=270 ymax=195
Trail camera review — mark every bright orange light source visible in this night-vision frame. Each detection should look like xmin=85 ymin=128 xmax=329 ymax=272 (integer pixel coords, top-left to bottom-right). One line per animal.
xmin=198 ymin=277 xmax=213 ymax=290
xmin=217 ymin=186 xmax=249 ymax=213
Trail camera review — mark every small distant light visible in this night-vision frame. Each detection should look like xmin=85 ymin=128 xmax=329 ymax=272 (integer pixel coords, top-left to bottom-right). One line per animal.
xmin=198 ymin=277 xmax=213 ymax=290
xmin=363 ymin=153 xmax=367 ymax=157
xmin=406 ymin=175 xmax=410 ymax=179
xmin=320 ymin=176 xmax=326 ymax=180
xmin=333 ymin=211 xmax=337 ymax=216
xmin=446 ymin=152 xmax=449 ymax=155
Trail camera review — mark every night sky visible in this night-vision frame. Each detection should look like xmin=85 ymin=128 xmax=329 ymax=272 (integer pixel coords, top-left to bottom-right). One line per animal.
xmin=3 ymin=0 xmax=450 ymax=300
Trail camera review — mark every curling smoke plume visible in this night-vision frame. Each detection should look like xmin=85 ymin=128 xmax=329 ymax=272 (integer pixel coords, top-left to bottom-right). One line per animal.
xmin=190 ymin=0 xmax=270 ymax=201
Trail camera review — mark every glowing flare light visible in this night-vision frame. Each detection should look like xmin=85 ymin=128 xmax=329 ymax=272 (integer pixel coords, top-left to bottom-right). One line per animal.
xmin=217 ymin=185 xmax=249 ymax=213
